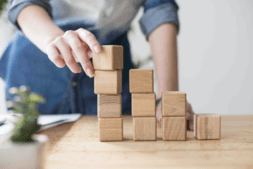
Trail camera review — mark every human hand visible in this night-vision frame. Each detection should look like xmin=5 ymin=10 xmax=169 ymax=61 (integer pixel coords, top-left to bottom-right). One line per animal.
xmin=186 ymin=101 xmax=194 ymax=131
xmin=156 ymin=102 xmax=162 ymax=124
xmin=46 ymin=28 xmax=101 ymax=77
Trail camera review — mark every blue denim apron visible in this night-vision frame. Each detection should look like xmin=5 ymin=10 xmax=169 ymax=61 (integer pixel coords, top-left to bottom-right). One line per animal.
xmin=0 ymin=21 xmax=134 ymax=115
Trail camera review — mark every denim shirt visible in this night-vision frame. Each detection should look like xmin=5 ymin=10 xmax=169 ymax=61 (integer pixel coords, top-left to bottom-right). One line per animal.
xmin=0 ymin=0 xmax=179 ymax=115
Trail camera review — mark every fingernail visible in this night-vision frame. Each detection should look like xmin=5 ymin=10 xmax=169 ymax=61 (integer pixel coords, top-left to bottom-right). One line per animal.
xmin=94 ymin=45 xmax=101 ymax=53
xmin=87 ymin=68 xmax=94 ymax=78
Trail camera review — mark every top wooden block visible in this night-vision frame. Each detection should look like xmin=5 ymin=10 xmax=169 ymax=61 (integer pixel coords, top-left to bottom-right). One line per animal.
xmin=92 ymin=45 xmax=123 ymax=70
xmin=129 ymin=69 xmax=154 ymax=93
xmin=162 ymin=91 xmax=186 ymax=117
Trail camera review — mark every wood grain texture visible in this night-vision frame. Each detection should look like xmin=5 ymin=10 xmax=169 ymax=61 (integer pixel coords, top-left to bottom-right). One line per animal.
xmin=132 ymin=93 xmax=156 ymax=117
xmin=162 ymin=91 xmax=186 ymax=117
xmin=195 ymin=113 xmax=221 ymax=140
xmin=194 ymin=113 xmax=213 ymax=137
xmin=207 ymin=115 xmax=221 ymax=139
xmin=129 ymin=69 xmax=153 ymax=93
xmin=196 ymin=116 xmax=207 ymax=140
xmin=92 ymin=45 xmax=123 ymax=70
xmin=97 ymin=94 xmax=122 ymax=118
xmin=40 ymin=115 xmax=253 ymax=169
xmin=163 ymin=117 xmax=186 ymax=141
xmin=94 ymin=70 xmax=122 ymax=94
xmin=99 ymin=118 xmax=123 ymax=142
xmin=133 ymin=117 xmax=156 ymax=141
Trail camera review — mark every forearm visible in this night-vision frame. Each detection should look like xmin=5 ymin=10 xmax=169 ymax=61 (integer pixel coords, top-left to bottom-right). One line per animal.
xmin=17 ymin=5 xmax=64 ymax=53
xmin=148 ymin=23 xmax=179 ymax=98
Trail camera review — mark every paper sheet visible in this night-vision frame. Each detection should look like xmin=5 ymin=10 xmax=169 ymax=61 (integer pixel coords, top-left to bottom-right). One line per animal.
xmin=0 ymin=114 xmax=81 ymax=135
xmin=38 ymin=114 xmax=81 ymax=131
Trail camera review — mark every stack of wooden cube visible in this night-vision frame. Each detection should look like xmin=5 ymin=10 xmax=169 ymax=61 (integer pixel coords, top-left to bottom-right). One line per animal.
xmin=194 ymin=113 xmax=221 ymax=140
xmin=129 ymin=69 xmax=157 ymax=141
xmin=162 ymin=91 xmax=187 ymax=141
xmin=93 ymin=45 xmax=123 ymax=142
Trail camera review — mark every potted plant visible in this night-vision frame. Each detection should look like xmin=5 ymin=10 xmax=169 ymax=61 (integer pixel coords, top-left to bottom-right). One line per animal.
xmin=0 ymin=0 xmax=8 ymax=15
xmin=0 ymin=86 xmax=49 ymax=169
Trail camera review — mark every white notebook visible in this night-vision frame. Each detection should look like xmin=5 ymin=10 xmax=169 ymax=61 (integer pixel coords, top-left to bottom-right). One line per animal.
xmin=38 ymin=114 xmax=81 ymax=131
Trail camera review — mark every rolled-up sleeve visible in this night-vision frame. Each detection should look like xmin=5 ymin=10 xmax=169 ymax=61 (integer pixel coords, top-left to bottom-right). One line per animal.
xmin=140 ymin=0 xmax=180 ymax=39
xmin=7 ymin=0 xmax=52 ymax=30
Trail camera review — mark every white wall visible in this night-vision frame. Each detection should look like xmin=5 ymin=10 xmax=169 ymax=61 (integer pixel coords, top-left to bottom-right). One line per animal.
xmin=177 ymin=0 xmax=253 ymax=115
xmin=129 ymin=0 xmax=253 ymax=115
xmin=1 ymin=0 xmax=253 ymax=115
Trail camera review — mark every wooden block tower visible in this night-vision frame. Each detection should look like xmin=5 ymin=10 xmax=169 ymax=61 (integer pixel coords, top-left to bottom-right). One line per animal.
xmin=162 ymin=91 xmax=187 ymax=141
xmin=129 ymin=69 xmax=157 ymax=141
xmin=194 ymin=113 xmax=221 ymax=140
xmin=93 ymin=45 xmax=123 ymax=142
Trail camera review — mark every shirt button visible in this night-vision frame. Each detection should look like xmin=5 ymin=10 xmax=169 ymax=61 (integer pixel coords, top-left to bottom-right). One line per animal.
xmin=72 ymin=81 xmax=78 ymax=87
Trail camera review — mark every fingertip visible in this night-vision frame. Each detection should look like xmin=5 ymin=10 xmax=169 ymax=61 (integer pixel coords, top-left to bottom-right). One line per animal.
xmin=94 ymin=45 xmax=101 ymax=53
xmin=87 ymin=68 xmax=94 ymax=78
xmin=77 ymin=68 xmax=82 ymax=73
xmin=74 ymin=69 xmax=82 ymax=74
xmin=69 ymin=66 xmax=82 ymax=74
xmin=58 ymin=65 xmax=65 ymax=68
xmin=56 ymin=60 xmax=66 ymax=68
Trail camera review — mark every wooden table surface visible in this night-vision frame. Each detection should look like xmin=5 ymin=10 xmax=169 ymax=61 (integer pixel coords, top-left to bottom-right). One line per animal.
xmin=40 ymin=115 xmax=253 ymax=169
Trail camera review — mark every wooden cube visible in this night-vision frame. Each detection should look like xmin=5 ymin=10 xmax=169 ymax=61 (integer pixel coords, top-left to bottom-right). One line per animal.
xmin=98 ymin=94 xmax=122 ymax=118
xmin=93 ymin=45 xmax=123 ymax=70
xmin=163 ymin=117 xmax=186 ymax=141
xmin=162 ymin=91 xmax=186 ymax=117
xmin=132 ymin=93 xmax=156 ymax=117
xmin=133 ymin=117 xmax=156 ymax=141
xmin=129 ymin=69 xmax=153 ymax=93
xmin=94 ymin=70 xmax=122 ymax=94
xmin=99 ymin=118 xmax=123 ymax=142
xmin=194 ymin=113 xmax=221 ymax=140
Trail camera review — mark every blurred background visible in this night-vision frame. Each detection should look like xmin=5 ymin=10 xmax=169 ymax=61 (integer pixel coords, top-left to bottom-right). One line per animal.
xmin=0 ymin=0 xmax=253 ymax=115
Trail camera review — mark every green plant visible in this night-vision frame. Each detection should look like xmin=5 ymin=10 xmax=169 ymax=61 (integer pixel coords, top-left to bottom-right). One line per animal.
xmin=0 ymin=0 xmax=8 ymax=14
xmin=7 ymin=86 xmax=45 ymax=142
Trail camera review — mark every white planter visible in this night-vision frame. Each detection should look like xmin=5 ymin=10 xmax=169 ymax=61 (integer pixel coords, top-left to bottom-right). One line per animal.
xmin=0 ymin=123 xmax=15 ymax=144
xmin=0 ymin=134 xmax=49 ymax=169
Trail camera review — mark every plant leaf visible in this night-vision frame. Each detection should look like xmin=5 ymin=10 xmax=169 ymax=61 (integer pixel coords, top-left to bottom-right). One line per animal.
xmin=28 ymin=109 xmax=40 ymax=118
xmin=13 ymin=104 xmax=24 ymax=114
xmin=29 ymin=94 xmax=45 ymax=103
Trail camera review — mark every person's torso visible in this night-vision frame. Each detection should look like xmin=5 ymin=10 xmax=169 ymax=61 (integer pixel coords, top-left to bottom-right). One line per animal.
xmin=50 ymin=0 xmax=146 ymax=40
